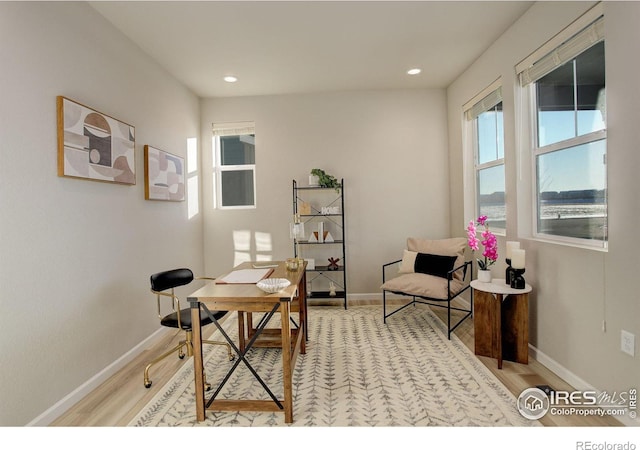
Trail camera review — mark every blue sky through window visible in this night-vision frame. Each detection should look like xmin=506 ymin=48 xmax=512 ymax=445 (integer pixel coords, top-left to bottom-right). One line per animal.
xmin=476 ymin=108 xmax=605 ymax=198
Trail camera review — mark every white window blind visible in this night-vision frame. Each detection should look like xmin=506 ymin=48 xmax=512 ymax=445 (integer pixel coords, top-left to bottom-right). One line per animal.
xmin=464 ymin=86 xmax=503 ymax=121
xmin=212 ymin=121 xmax=255 ymax=137
xmin=517 ymin=6 xmax=604 ymax=86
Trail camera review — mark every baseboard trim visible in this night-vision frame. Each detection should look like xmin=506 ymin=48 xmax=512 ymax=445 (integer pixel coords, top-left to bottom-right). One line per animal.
xmin=26 ymin=327 xmax=167 ymax=426
xmin=529 ymin=345 xmax=638 ymax=427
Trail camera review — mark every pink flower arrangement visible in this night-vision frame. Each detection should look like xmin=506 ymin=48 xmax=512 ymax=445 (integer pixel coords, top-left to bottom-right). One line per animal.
xmin=467 ymin=215 xmax=498 ymax=270
xmin=466 ymin=220 xmax=479 ymax=251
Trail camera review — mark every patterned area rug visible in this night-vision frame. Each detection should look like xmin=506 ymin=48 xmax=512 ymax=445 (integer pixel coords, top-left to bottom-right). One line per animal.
xmin=129 ymin=305 xmax=538 ymax=427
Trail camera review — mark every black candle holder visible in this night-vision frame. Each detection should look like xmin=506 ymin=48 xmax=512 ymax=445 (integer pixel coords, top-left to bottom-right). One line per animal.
xmin=510 ymin=268 xmax=526 ymax=289
xmin=505 ymin=258 xmax=515 ymax=286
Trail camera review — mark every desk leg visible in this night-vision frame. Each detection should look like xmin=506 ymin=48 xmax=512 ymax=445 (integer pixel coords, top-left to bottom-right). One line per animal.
xmin=280 ymin=301 xmax=293 ymax=423
xmin=298 ymin=271 xmax=307 ymax=353
xmin=238 ymin=311 xmax=246 ymax=354
xmin=190 ymin=303 xmax=206 ymax=422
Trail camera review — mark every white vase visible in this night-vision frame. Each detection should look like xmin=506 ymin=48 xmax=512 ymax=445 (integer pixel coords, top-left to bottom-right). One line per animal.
xmin=477 ymin=269 xmax=492 ymax=283
xmin=309 ymin=174 xmax=319 ymax=186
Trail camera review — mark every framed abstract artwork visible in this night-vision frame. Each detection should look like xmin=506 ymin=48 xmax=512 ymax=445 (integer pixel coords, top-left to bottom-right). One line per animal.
xmin=57 ymin=96 xmax=136 ymax=185
xmin=144 ymin=145 xmax=185 ymax=201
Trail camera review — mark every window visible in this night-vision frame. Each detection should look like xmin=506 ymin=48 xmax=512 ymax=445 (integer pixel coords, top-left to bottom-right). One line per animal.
xmin=212 ymin=122 xmax=256 ymax=209
xmin=464 ymin=83 xmax=506 ymax=232
xmin=519 ymin=13 xmax=606 ymax=247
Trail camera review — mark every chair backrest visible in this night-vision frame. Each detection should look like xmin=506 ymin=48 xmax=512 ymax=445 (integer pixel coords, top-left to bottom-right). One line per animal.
xmin=406 ymin=237 xmax=467 ymax=281
xmin=150 ymin=268 xmax=194 ymax=292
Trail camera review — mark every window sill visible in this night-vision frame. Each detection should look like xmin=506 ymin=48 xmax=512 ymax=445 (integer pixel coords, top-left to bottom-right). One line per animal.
xmin=526 ymin=234 xmax=608 ymax=253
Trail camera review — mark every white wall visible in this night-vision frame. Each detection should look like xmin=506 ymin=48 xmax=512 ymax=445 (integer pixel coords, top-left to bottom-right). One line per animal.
xmin=0 ymin=2 xmax=203 ymax=425
xmin=200 ymin=90 xmax=451 ymax=295
xmin=447 ymin=1 xmax=639 ymax=402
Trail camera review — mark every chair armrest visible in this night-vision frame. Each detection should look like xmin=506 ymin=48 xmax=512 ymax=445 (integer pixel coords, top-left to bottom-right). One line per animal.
xmin=383 ymin=259 xmax=402 ymax=269
xmin=447 ymin=260 xmax=472 ymax=281
xmin=151 ymin=289 xmax=177 ymax=301
xmin=382 ymin=259 xmax=402 ymax=282
xmin=151 ymin=289 xmax=182 ymax=327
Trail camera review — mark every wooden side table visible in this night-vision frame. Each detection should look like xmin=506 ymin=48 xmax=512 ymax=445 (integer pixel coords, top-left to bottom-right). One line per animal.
xmin=471 ymin=278 xmax=532 ymax=369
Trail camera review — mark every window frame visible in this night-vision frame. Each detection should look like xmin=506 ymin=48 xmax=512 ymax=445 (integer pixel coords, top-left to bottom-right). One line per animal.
xmin=212 ymin=125 xmax=257 ymax=210
xmin=529 ymin=106 xmax=609 ymax=250
xmin=516 ymin=9 xmax=609 ymax=251
xmin=473 ymin=102 xmax=506 ymax=234
xmin=463 ymin=80 xmax=506 ymax=236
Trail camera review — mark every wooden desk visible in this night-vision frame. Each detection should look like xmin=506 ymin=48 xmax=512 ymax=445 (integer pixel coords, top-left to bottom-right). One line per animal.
xmin=188 ymin=261 xmax=307 ymax=423
xmin=471 ymin=278 xmax=531 ymax=369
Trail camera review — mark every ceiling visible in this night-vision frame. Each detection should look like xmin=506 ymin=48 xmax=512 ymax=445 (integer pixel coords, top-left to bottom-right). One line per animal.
xmin=90 ymin=1 xmax=533 ymax=98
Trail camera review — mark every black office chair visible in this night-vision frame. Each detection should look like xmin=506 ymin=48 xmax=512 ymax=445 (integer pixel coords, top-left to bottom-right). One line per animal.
xmin=144 ymin=268 xmax=233 ymax=389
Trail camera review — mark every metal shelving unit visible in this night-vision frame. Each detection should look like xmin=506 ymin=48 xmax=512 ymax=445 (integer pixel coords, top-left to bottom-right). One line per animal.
xmin=293 ymin=179 xmax=347 ymax=309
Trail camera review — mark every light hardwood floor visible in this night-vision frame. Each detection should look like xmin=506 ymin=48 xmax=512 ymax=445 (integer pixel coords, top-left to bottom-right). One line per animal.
xmin=51 ymin=299 xmax=622 ymax=427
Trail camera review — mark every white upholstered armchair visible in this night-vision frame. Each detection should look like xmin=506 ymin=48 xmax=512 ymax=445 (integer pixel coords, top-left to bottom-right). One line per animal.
xmin=381 ymin=237 xmax=473 ymax=339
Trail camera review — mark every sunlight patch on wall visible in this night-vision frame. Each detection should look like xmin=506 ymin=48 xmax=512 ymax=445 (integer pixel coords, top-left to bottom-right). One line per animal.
xmin=234 ymin=251 xmax=251 ymax=266
xmin=233 ymin=230 xmax=251 ymax=266
xmin=187 ymin=138 xmax=199 ymax=219
xmin=187 ymin=138 xmax=198 ymax=173
xmin=188 ymin=176 xmax=199 ymax=219
xmin=255 ymin=232 xmax=272 ymax=253
xmin=255 ymin=231 xmax=273 ymax=262
xmin=233 ymin=230 xmax=273 ymax=265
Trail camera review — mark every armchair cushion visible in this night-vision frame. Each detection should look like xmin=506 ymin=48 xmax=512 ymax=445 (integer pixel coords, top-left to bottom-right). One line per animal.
xmin=381 ymin=272 xmax=465 ymax=300
xmin=406 ymin=237 xmax=467 ymax=280
xmin=398 ymin=250 xmax=457 ymax=279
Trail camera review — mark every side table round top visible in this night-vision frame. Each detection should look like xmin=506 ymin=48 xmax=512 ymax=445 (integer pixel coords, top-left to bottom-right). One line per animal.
xmin=470 ymin=278 xmax=532 ymax=295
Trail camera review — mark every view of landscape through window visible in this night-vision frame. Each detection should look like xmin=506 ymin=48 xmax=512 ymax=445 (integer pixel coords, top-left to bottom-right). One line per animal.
xmin=477 ymin=103 xmax=505 ymax=229
xmin=477 ymin=41 xmax=606 ymax=243
xmin=535 ymin=42 xmax=606 ymax=242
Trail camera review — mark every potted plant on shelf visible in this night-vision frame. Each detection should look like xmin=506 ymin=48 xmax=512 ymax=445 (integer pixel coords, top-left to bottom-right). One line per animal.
xmin=467 ymin=215 xmax=498 ymax=282
xmin=310 ymin=169 xmax=341 ymax=192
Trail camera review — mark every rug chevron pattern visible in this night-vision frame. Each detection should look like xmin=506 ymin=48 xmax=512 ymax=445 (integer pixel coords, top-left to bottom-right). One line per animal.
xmin=129 ymin=305 xmax=537 ymax=427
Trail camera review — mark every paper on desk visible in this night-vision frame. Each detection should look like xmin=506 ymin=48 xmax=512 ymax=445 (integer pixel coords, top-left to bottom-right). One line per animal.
xmin=217 ymin=268 xmax=273 ymax=284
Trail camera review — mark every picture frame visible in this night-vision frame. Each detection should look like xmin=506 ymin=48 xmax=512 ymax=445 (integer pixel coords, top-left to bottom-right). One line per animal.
xmin=144 ymin=145 xmax=185 ymax=201
xmin=57 ymin=96 xmax=136 ymax=185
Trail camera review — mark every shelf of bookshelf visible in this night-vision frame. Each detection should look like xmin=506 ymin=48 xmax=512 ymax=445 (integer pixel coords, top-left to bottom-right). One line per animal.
xmin=306 ymin=265 xmax=345 ymax=272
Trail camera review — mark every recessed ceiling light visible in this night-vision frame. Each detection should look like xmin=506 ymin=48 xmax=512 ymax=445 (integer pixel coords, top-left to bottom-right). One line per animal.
xmin=224 ymin=76 xmax=238 ymax=83
xmin=407 ymin=68 xmax=422 ymax=75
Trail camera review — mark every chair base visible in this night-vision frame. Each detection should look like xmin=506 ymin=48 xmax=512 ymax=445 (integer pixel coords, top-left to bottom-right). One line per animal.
xmin=382 ymin=289 xmax=473 ymax=340
xmin=144 ymin=330 xmax=233 ymax=388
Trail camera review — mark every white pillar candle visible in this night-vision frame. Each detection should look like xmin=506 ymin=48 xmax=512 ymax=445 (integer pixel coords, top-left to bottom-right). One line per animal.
xmin=506 ymin=241 xmax=520 ymax=260
xmin=511 ymin=249 xmax=526 ymax=269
